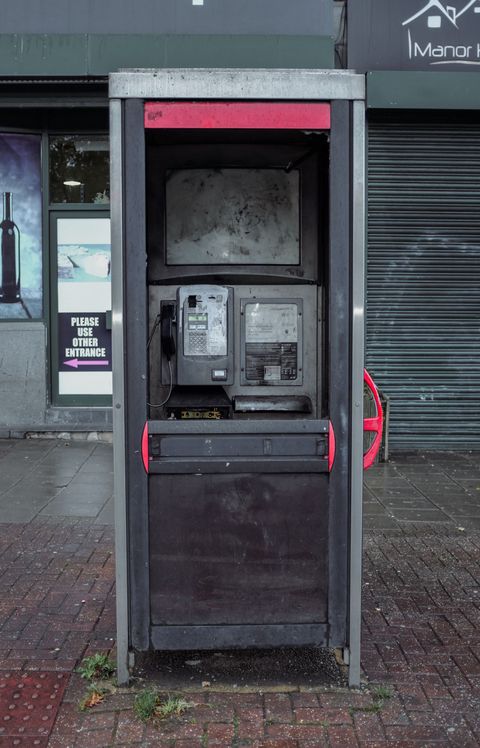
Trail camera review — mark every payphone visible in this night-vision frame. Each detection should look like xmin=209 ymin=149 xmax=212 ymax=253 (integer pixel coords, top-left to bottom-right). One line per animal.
xmin=111 ymin=69 xmax=378 ymax=687
xmin=158 ymin=288 xmax=304 ymax=401
xmin=155 ymin=284 xmax=314 ymax=419
xmin=169 ymin=284 xmax=233 ymax=386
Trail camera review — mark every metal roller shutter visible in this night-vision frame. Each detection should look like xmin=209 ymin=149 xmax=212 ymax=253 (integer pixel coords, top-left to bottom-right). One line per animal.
xmin=367 ymin=118 xmax=480 ymax=450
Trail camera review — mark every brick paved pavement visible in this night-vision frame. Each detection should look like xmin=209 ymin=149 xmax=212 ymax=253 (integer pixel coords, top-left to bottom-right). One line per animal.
xmin=1 ymin=439 xmax=480 ymax=746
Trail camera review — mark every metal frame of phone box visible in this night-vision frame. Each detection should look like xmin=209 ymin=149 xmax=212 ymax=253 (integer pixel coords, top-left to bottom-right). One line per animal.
xmin=109 ymin=69 xmax=365 ymax=687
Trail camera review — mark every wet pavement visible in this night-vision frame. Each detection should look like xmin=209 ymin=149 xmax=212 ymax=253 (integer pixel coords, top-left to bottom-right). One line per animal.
xmin=364 ymin=451 xmax=480 ymax=530
xmin=0 ymin=438 xmax=113 ymax=524
xmin=0 ymin=438 xmax=480 ymax=746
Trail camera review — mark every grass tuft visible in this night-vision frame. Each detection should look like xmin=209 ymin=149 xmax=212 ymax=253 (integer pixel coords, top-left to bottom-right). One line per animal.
xmin=133 ymin=689 xmax=194 ymax=723
xmin=77 ymin=653 xmax=116 ymax=681
xmin=350 ymin=683 xmax=393 ymax=717
xmin=371 ymin=685 xmax=393 ymax=701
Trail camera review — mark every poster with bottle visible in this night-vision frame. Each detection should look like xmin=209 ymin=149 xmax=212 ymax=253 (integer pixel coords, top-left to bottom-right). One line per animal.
xmin=56 ymin=217 xmax=112 ymax=396
xmin=0 ymin=134 xmax=42 ymax=319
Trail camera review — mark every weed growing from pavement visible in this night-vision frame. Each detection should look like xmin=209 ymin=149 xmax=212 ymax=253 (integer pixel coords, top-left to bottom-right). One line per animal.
xmin=133 ymin=688 xmax=159 ymax=722
xmin=349 ymin=684 xmax=393 ymax=716
xmin=350 ymin=702 xmax=382 ymax=715
xmin=134 ymin=689 xmax=194 ymax=722
xmin=157 ymin=694 xmax=194 ymax=719
xmin=233 ymin=714 xmax=239 ymax=738
xmin=77 ymin=653 xmax=116 ymax=681
xmin=371 ymin=685 xmax=393 ymax=701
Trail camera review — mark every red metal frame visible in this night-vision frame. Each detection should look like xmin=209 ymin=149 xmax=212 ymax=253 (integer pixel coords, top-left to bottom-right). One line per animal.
xmin=363 ymin=369 xmax=383 ymax=471
xmin=141 ymin=421 xmax=149 ymax=474
xmin=144 ymin=102 xmax=331 ymax=130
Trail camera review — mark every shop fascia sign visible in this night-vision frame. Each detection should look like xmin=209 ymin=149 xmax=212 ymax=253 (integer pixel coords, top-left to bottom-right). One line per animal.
xmin=403 ymin=0 xmax=480 ymax=65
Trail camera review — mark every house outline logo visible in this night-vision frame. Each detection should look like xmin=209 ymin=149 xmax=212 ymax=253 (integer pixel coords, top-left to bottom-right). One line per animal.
xmin=401 ymin=0 xmax=480 ymax=64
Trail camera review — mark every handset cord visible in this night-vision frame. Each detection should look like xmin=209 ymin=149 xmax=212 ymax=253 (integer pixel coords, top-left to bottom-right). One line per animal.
xmin=146 ymin=313 xmax=174 ymax=409
xmin=147 ymin=358 xmax=173 ymax=409
xmin=147 ymin=313 xmax=161 ymax=349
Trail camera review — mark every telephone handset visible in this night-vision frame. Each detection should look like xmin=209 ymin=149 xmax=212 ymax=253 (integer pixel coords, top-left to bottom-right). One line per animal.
xmin=160 ymin=303 xmax=176 ymax=360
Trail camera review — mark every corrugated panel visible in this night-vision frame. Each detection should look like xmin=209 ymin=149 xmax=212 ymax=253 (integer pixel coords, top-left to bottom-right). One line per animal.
xmin=367 ymin=120 xmax=480 ymax=450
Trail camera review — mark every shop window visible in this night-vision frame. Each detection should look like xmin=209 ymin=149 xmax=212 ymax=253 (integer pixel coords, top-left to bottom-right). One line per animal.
xmin=0 ymin=133 xmax=42 ymax=320
xmin=49 ymin=136 xmax=110 ymax=204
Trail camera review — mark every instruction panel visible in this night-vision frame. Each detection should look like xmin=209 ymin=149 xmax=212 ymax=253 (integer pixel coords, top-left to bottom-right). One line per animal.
xmin=243 ymin=301 xmax=301 ymax=385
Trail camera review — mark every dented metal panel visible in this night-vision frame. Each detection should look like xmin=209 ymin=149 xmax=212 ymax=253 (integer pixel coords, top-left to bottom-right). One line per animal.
xmin=149 ymin=472 xmax=329 ymax=626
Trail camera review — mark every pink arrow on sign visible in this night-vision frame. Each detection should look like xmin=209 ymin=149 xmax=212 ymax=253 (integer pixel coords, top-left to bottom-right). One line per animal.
xmin=64 ymin=359 xmax=110 ymax=369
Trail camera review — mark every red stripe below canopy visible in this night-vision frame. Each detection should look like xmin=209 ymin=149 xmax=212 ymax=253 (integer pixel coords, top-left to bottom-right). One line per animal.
xmin=144 ymin=101 xmax=330 ymax=130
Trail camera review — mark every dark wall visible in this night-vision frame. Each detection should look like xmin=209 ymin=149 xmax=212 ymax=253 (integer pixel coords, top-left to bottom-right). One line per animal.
xmin=0 ymin=0 xmax=332 ymax=36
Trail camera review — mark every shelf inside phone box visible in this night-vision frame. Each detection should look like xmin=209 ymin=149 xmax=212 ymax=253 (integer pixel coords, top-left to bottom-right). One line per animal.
xmin=164 ymin=387 xmax=312 ymax=419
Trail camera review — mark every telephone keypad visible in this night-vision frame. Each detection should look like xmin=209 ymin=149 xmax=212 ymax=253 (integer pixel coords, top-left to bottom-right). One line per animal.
xmin=188 ymin=332 xmax=208 ymax=355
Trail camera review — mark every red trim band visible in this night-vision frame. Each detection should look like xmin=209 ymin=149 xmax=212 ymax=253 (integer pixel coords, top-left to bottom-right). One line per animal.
xmin=328 ymin=421 xmax=336 ymax=473
xmin=141 ymin=421 xmax=149 ymax=474
xmin=145 ymin=102 xmax=331 ymax=130
xmin=363 ymin=369 xmax=384 ymax=471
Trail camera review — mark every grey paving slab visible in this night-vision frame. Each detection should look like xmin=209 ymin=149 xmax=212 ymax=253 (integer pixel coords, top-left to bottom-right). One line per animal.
xmin=383 ymin=500 xmax=437 ymax=511
xmin=454 ymin=478 xmax=480 ymax=490
xmin=365 ymin=475 xmax=410 ymax=485
xmin=54 ymin=485 xmax=113 ymax=502
xmin=393 ymin=465 xmax=445 ymax=474
xmin=363 ymin=503 xmax=391 ymax=516
xmin=42 ymin=503 xmax=106 ymax=518
xmin=363 ymin=515 xmax=401 ymax=529
xmin=0 ymin=500 xmax=48 ymax=523
xmin=413 ymin=485 xmax=467 ymax=495
xmin=381 ymin=491 xmax=427 ymax=501
xmin=70 ymin=473 xmax=113 ymax=485
xmin=40 ymin=498 xmax=112 ymax=519
xmin=389 ymin=452 xmax=427 ymax=462
xmin=456 ymin=517 xmax=480 ymax=529
xmin=95 ymin=496 xmax=114 ymax=525
xmin=386 ymin=508 xmax=451 ymax=523
xmin=427 ymin=492 xmax=477 ymax=505
xmin=464 ymin=455 xmax=480 ymax=466
xmin=440 ymin=506 xmax=480 ymax=519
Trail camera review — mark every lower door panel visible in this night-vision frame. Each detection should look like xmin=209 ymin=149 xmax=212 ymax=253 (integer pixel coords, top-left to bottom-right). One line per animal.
xmin=148 ymin=472 xmax=329 ymax=630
